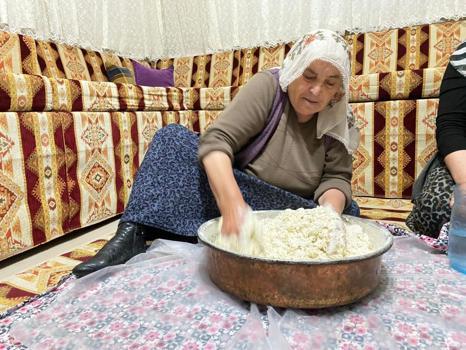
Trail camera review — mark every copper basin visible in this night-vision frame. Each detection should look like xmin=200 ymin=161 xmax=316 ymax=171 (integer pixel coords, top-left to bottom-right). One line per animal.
xmin=197 ymin=211 xmax=393 ymax=309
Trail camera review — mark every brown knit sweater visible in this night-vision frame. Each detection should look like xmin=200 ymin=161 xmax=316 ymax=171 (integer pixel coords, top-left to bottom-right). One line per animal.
xmin=198 ymin=71 xmax=353 ymax=205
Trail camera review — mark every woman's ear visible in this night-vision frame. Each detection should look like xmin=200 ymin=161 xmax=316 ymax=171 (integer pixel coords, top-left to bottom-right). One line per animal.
xmin=333 ymin=90 xmax=344 ymax=102
xmin=329 ymin=91 xmax=344 ymax=108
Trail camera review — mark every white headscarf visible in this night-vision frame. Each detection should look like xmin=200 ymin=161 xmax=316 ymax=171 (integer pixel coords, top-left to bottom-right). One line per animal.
xmin=279 ymin=29 xmax=359 ymax=154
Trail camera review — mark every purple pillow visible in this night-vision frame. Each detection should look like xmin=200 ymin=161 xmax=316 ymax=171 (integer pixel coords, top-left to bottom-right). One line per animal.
xmin=131 ymin=59 xmax=174 ymax=87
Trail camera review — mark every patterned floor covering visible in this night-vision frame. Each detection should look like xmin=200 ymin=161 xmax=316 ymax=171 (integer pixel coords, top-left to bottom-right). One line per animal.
xmin=0 ymin=199 xmax=412 ymax=314
xmin=0 ymin=239 xmax=108 ymax=313
xmin=1 ymin=237 xmax=463 ymax=350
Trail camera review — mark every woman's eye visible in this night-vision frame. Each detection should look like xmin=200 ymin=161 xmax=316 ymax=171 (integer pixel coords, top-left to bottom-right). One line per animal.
xmin=326 ymin=81 xmax=336 ymax=87
xmin=303 ymin=75 xmax=315 ymax=81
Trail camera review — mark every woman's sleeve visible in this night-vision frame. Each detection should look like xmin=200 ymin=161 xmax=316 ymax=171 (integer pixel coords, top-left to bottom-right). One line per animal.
xmin=313 ymin=139 xmax=353 ymax=207
xmin=198 ymin=72 xmax=277 ymax=163
xmin=435 ymin=63 xmax=466 ymax=159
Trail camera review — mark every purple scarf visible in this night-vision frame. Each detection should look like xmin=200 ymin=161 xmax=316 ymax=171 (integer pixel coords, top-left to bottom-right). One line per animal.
xmin=234 ymin=69 xmax=286 ymax=169
xmin=234 ymin=69 xmax=334 ymax=170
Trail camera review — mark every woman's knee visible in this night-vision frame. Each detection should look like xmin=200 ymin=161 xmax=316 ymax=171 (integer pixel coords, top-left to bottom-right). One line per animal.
xmin=343 ymin=200 xmax=360 ymax=217
xmin=157 ymin=124 xmax=189 ymax=139
xmin=150 ymin=124 xmax=197 ymax=147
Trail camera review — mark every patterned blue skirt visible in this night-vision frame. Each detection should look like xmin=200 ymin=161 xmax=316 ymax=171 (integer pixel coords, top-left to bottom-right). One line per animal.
xmin=121 ymin=124 xmax=360 ymax=236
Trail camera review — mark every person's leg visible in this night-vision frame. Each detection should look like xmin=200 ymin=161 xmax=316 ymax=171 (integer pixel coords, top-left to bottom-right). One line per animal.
xmin=237 ymin=174 xmax=360 ymax=217
xmin=343 ymin=200 xmax=360 ymax=217
xmin=74 ymin=123 xmax=360 ymax=277
xmin=72 ymin=222 xmax=150 ymax=278
xmin=73 ymin=125 xmax=201 ymax=277
xmin=406 ymin=163 xmax=454 ymax=237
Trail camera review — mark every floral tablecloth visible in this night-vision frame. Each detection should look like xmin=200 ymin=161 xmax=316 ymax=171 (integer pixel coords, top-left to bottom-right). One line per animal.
xmin=1 ymin=237 xmax=466 ymax=349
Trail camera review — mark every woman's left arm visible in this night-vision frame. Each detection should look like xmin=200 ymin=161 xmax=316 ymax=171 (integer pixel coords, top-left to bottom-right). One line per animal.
xmin=314 ymin=139 xmax=353 ymax=214
xmin=436 ymin=63 xmax=466 ymax=185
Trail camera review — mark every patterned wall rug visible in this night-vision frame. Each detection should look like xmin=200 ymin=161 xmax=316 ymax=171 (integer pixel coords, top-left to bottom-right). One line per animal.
xmin=0 ymin=239 xmax=108 ymax=313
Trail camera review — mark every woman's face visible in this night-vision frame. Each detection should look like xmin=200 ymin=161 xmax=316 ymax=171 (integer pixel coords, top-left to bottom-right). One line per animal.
xmin=287 ymin=59 xmax=343 ymax=123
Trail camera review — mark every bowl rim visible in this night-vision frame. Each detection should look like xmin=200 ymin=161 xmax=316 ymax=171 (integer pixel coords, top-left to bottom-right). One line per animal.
xmin=197 ymin=210 xmax=394 ymax=265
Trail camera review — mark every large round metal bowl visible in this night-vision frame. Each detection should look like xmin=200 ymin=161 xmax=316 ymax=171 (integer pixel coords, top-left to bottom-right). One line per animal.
xmin=197 ymin=210 xmax=393 ymax=309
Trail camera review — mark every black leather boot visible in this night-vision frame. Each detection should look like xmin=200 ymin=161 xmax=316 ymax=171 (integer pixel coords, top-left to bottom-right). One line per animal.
xmin=72 ymin=222 xmax=148 ymax=278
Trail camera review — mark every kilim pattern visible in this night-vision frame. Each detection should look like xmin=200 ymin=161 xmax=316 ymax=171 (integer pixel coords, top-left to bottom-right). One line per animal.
xmin=118 ymin=83 xmax=144 ymax=111
xmin=354 ymin=196 xmax=413 ymax=225
xmin=346 ymin=20 xmax=466 ymax=74
xmin=0 ymin=32 xmax=19 ymax=73
xmin=173 ymin=56 xmax=193 ymax=87
xmin=198 ymin=110 xmax=223 ymax=133
xmin=111 ymin=112 xmax=138 ymax=209
xmin=140 ymin=86 xmax=170 ymax=111
xmin=182 ymin=87 xmax=201 ymax=110
xmin=191 ymin=55 xmax=211 ymax=88
xmin=36 ymin=40 xmax=66 ymax=79
xmin=57 ymin=44 xmax=91 ymax=81
xmin=0 ymin=112 xmax=70 ymax=260
xmin=428 ymin=21 xmax=465 ymax=68
xmin=19 ymin=34 xmax=41 ymax=75
xmin=153 ymin=58 xmax=174 ymax=69
xmin=239 ymin=48 xmax=259 ymax=86
xmin=64 ymin=112 xmax=118 ymax=227
xmin=166 ymin=87 xmax=182 ymax=111
xmin=350 ymin=99 xmax=439 ymax=199
xmin=0 ymin=32 xmax=35 ymax=75
xmin=135 ymin=111 xmax=164 ymax=164
xmin=209 ymin=52 xmax=234 ymax=87
xmin=0 ymin=238 xmax=108 ymax=313
xmin=200 ymin=87 xmax=231 ymax=110
xmin=350 ymin=67 xmax=447 ymax=102
xmin=83 ymin=50 xmax=108 ymax=82
xmin=50 ymin=77 xmax=81 ymax=111
xmin=80 ymin=81 xmax=120 ymax=112
xmin=258 ymin=45 xmax=286 ymax=72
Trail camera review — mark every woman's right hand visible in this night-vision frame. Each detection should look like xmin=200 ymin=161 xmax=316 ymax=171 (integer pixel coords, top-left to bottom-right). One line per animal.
xmin=220 ymin=202 xmax=250 ymax=236
xmin=202 ymin=151 xmax=249 ymax=236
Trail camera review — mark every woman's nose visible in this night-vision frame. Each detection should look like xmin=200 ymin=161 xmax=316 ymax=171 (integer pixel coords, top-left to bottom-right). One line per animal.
xmin=309 ymin=83 xmax=322 ymax=96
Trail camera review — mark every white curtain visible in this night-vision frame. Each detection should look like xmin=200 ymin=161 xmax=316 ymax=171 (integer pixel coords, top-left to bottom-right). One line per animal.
xmin=0 ymin=0 xmax=465 ymax=60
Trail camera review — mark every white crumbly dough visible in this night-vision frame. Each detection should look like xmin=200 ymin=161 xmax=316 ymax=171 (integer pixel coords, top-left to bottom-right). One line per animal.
xmin=214 ymin=207 xmax=373 ymax=260
xmin=215 ymin=207 xmax=263 ymax=257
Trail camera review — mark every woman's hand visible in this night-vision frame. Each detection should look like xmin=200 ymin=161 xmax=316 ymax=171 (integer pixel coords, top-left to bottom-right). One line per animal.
xmin=202 ymin=151 xmax=249 ymax=235
xmin=318 ymin=188 xmax=346 ymax=214
xmin=219 ymin=202 xmax=250 ymax=235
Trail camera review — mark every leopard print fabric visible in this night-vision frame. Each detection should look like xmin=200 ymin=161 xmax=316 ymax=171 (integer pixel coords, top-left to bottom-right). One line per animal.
xmin=406 ymin=163 xmax=455 ymax=238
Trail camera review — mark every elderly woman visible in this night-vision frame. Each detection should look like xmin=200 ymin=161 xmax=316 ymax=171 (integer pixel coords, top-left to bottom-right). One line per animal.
xmin=73 ymin=30 xmax=360 ymax=277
